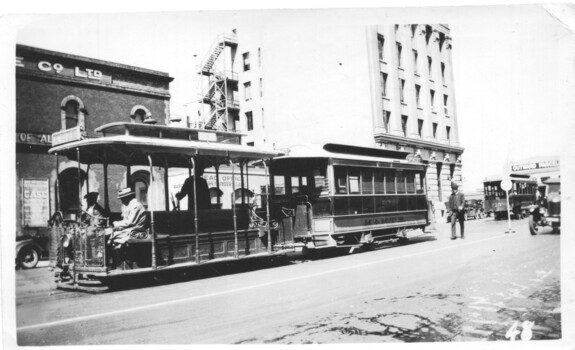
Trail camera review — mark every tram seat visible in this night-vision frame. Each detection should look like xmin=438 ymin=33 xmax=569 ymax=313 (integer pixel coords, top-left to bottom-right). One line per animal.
xmin=148 ymin=207 xmax=251 ymax=236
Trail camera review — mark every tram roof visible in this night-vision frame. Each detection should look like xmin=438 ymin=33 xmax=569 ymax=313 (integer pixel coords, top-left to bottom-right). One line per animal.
xmin=483 ymin=174 xmax=537 ymax=183
xmin=49 ymin=127 xmax=281 ymax=168
xmin=274 ymin=143 xmax=416 ymax=163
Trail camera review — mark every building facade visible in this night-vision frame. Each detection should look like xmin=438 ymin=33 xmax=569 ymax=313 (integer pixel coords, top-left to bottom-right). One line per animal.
xmin=510 ymin=156 xmax=560 ymax=192
xmin=16 ymin=44 xmax=173 ymax=238
xmin=192 ymin=24 xmax=464 ymax=213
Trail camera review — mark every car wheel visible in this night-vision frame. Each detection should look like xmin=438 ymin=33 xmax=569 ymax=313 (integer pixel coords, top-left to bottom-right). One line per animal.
xmin=18 ymin=246 xmax=39 ymax=269
xmin=528 ymin=215 xmax=539 ymax=235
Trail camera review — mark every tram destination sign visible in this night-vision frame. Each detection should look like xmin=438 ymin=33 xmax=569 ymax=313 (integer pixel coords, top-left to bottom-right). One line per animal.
xmin=511 ymin=159 xmax=559 ymax=172
xmin=52 ymin=126 xmax=84 ymax=146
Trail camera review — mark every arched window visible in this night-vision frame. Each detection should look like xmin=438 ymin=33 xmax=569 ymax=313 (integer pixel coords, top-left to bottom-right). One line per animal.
xmin=57 ymin=168 xmax=87 ymax=212
xmin=60 ymin=96 xmax=86 ymax=131
xmin=130 ymin=105 xmax=151 ymax=124
xmin=65 ymin=100 xmax=79 ymax=129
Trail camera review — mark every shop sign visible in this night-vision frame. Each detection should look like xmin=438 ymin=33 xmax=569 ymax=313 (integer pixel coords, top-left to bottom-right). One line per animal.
xmin=511 ymin=159 xmax=560 ymax=172
xmin=16 ymin=132 xmax=52 ymax=145
xmin=16 ymin=56 xmax=112 ymax=83
xmin=22 ymin=178 xmax=50 ymax=227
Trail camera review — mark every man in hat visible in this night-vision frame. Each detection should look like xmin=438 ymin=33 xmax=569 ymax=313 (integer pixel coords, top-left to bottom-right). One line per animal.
xmin=82 ymin=192 xmax=107 ymax=227
xmin=175 ymin=167 xmax=211 ymax=211
xmin=447 ymin=181 xmax=466 ymax=239
xmin=110 ymin=188 xmax=148 ymax=247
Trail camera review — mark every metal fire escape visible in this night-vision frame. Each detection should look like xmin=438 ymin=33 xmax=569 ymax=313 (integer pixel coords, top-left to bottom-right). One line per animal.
xmin=198 ymin=33 xmax=239 ymax=131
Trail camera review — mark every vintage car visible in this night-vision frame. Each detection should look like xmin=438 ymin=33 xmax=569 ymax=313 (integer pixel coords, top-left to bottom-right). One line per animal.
xmin=16 ymin=235 xmax=49 ymax=269
xmin=445 ymin=199 xmax=483 ymax=223
xmin=528 ymin=178 xmax=560 ymax=235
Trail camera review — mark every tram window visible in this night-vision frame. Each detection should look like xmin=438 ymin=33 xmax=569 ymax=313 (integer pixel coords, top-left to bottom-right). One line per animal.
xmin=415 ymin=173 xmax=424 ymax=194
xmin=349 ymin=169 xmax=360 ymax=194
xmin=362 ymin=196 xmax=375 ymax=213
xmin=312 ymin=197 xmax=332 ymax=217
xmin=335 ymin=167 xmax=348 ymax=194
xmin=385 ymin=170 xmax=396 ymax=194
xmin=398 ymin=196 xmax=408 ymax=211
xmin=407 ymin=196 xmax=417 ymax=211
xmin=291 ymin=176 xmax=307 ymax=193
xmin=362 ymin=169 xmax=373 ymax=194
xmin=396 ymin=172 xmax=406 ymax=194
xmin=406 ymin=172 xmax=415 ymax=194
xmin=376 ymin=196 xmax=398 ymax=212
xmin=349 ymin=197 xmax=362 ymax=214
xmin=274 ymin=176 xmax=285 ymax=195
xmin=374 ymin=170 xmax=385 ymax=194
xmin=334 ymin=197 xmax=348 ymax=215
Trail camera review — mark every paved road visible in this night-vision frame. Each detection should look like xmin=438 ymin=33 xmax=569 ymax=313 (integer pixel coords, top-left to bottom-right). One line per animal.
xmin=15 ymin=217 xmax=560 ymax=345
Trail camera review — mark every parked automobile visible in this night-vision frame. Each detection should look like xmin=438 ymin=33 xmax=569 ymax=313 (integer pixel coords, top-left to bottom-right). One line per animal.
xmin=445 ymin=199 xmax=484 ymax=223
xmin=15 ymin=235 xmax=49 ymax=269
xmin=528 ymin=178 xmax=560 ymax=235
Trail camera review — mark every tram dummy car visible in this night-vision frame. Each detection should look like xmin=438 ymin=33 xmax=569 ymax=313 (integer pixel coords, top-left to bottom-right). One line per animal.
xmin=528 ymin=177 xmax=560 ymax=235
xmin=48 ymin=123 xmax=431 ymax=292
xmin=269 ymin=143 xmax=430 ymax=253
xmin=483 ymin=174 xmax=537 ymax=220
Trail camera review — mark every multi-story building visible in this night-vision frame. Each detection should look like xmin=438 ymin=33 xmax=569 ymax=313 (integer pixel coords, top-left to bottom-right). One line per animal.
xmin=194 ymin=24 xmax=464 ymax=212
xmin=16 ymin=44 xmax=173 ymax=238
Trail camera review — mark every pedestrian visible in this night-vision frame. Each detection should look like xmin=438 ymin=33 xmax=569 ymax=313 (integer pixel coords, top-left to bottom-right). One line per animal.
xmin=82 ymin=192 xmax=107 ymax=227
xmin=448 ymin=181 xmax=466 ymax=239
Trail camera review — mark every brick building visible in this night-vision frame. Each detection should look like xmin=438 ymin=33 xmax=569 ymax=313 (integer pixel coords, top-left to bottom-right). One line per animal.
xmin=16 ymin=44 xmax=173 ymax=238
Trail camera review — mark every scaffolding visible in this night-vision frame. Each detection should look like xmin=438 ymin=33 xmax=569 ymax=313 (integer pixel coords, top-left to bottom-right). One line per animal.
xmin=198 ymin=32 xmax=239 ymax=131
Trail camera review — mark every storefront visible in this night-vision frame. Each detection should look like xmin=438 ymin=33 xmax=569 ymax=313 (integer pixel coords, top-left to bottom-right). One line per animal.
xmin=510 ymin=156 xmax=560 ymax=192
xmin=16 ymin=44 xmax=173 ymax=238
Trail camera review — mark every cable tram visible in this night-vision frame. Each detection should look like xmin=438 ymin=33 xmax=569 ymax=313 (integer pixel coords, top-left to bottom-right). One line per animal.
xmin=483 ymin=174 xmax=537 ymax=219
xmin=268 ymin=144 xmax=430 ymax=253
xmin=49 ymin=122 xmax=281 ymax=292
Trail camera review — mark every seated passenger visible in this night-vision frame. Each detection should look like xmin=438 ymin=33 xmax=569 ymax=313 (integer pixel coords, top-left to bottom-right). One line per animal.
xmin=109 ymin=188 xmax=148 ymax=248
xmin=175 ymin=167 xmax=211 ymax=211
xmin=82 ymin=192 xmax=108 ymax=227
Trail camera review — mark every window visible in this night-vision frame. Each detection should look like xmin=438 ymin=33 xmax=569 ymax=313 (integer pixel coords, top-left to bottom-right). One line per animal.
xmin=441 ymin=62 xmax=446 ymax=83
xmin=428 ymin=56 xmax=433 ymax=79
xmin=411 ymin=24 xmax=417 ymax=38
xmin=348 ymin=169 xmax=360 ymax=194
xmin=396 ymin=172 xmax=406 ymax=194
xmin=378 ymin=35 xmax=385 ymax=60
xmin=243 ymin=52 xmax=250 ymax=71
xmin=374 ymin=170 xmax=385 ymax=194
xmin=246 ymin=111 xmax=253 ymax=131
xmin=335 ymin=167 xmax=348 ymax=194
xmin=439 ymin=32 xmax=446 ymax=51
xmin=415 ymin=84 xmax=421 ymax=107
xmin=444 ymin=94 xmax=449 ymax=115
xmin=413 ymin=50 xmax=418 ymax=74
xmin=400 ymin=79 xmax=405 ymax=102
xmin=261 ymin=108 xmax=265 ymax=128
xmin=406 ymin=172 xmax=416 ymax=194
xmin=274 ymin=176 xmax=285 ymax=195
xmin=361 ymin=169 xmax=373 ymax=194
xmin=247 ymin=142 xmax=254 ymax=147
xmin=401 ymin=115 xmax=408 ymax=136
xmin=394 ymin=24 xmax=399 ymax=34
xmin=259 ymin=78 xmax=263 ymax=97
xmin=133 ymin=109 xmax=146 ymax=123
xmin=425 ymin=25 xmax=432 ymax=44
xmin=380 ymin=72 xmax=388 ymax=97
xmin=244 ymin=82 xmax=251 ymax=100
xmin=64 ymin=100 xmax=79 ymax=129
xmin=385 ymin=170 xmax=396 ymax=194
xmin=382 ymin=110 xmax=390 ymax=132
xmin=396 ymin=42 xmax=402 ymax=66
xmin=432 ymin=122 xmax=438 ymax=139
xmin=418 ymin=119 xmax=424 ymax=137
xmin=258 ymin=48 xmax=262 ymax=67
xmin=446 ymin=126 xmax=451 ymax=141
xmin=430 ymin=89 xmax=435 ymax=111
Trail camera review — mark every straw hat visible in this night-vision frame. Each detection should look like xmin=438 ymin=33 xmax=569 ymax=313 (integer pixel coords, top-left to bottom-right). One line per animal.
xmin=117 ymin=188 xmax=135 ymax=199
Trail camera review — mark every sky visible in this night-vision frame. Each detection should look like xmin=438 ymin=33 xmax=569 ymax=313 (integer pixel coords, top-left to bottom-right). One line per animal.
xmin=2 ymin=2 xmax=574 ymax=192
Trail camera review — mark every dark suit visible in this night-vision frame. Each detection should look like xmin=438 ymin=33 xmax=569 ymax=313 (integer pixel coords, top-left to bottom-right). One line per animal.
xmin=176 ymin=175 xmax=211 ymax=211
xmin=448 ymin=191 xmax=466 ymax=238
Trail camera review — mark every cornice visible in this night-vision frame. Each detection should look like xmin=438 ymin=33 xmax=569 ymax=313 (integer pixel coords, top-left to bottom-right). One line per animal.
xmin=374 ymin=133 xmax=465 ymax=153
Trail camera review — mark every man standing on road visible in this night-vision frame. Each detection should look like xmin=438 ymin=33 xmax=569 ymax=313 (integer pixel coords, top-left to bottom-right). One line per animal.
xmin=448 ymin=181 xmax=466 ymax=240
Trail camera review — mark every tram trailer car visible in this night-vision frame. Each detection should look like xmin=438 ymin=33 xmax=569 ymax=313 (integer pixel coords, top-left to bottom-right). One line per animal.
xmin=269 ymin=144 xmax=430 ymax=254
xmin=483 ymin=174 xmax=537 ymax=220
